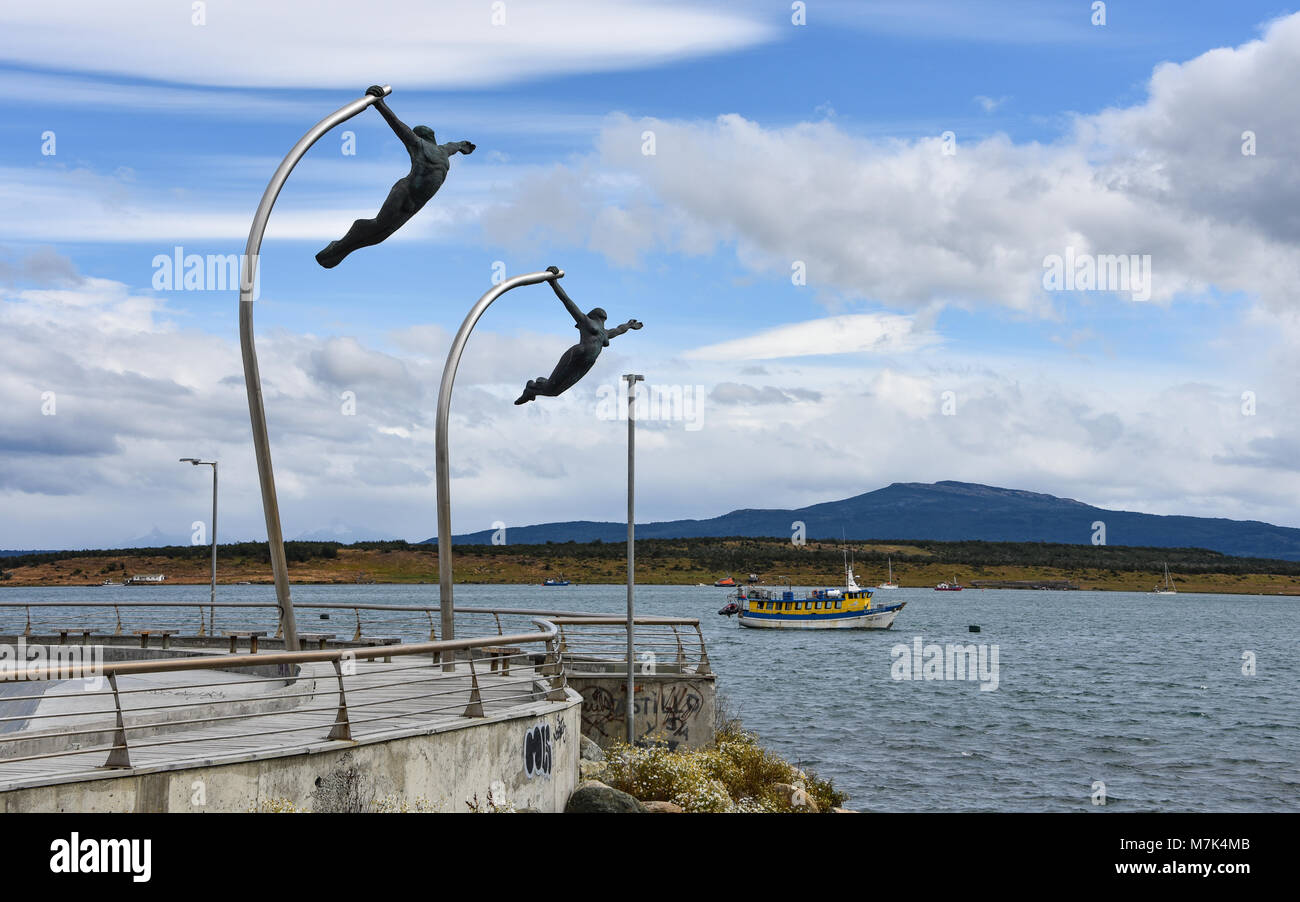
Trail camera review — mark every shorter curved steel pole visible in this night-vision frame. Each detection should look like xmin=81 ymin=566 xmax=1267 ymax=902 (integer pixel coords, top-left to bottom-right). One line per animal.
xmin=437 ymin=269 xmax=564 ymax=649
xmin=239 ymin=85 xmax=391 ymax=652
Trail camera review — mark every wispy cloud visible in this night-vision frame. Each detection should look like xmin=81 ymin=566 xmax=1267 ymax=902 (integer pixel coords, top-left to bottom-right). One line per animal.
xmin=685 ymin=314 xmax=938 ymax=360
xmin=0 ymin=1 xmax=776 ymax=90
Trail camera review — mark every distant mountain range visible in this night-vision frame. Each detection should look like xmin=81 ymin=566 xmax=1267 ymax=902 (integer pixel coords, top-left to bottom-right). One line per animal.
xmin=293 ymin=524 xmax=401 ymax=543
xmin=430 ymin=481 xmax=1300 ymax=560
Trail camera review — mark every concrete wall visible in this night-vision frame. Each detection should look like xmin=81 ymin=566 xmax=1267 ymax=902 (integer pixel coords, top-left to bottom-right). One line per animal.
xmin=0 ymin=692 xmax=583 ymax=813
xmin=566 ymin=671 xmax=716 ymax=750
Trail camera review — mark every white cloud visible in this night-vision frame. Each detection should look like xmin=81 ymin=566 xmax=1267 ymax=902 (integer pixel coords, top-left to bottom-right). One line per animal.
xmin=0 ymin=1 xmax=775 ymax=90
xmin=480 ymin=14 xmax=1300 ymax=314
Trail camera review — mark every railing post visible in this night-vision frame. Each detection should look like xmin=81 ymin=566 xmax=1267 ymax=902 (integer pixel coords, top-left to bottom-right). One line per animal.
xmin=100 ymin=673 xmax=132 ymax=769
xmin=327 ymin=659 xmax=353 ymax=741
xmin=543 ymin=637 xmax=568 ymax=701
xmin=113 ymin=605 xmax=122 ymax=636
xmin=694 ymin=625 xmax=712 ymax=675
xmin=462 ymin=654 xmax=485 ymax=718
xmin=352 ymin=608 xmax=362 ymax=642
xmin=426 ymin=610 xmax=437 ymax=641
xmin=22 ymin=606 xmax=30 ymax=637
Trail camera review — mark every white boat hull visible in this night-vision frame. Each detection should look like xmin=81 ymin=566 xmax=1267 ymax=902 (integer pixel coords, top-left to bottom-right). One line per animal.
xmin=738 ymin=604 xmax=904 ymax=630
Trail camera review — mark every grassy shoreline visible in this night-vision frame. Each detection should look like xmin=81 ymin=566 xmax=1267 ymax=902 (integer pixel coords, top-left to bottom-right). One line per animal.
xmin=3 ymin=538 xmax=1300 ymax=595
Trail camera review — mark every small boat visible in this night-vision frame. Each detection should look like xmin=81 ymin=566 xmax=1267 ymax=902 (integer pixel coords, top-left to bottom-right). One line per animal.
xmin=1152 ymin=563 xmax=1176 ymax=595
xmin=735 ymin=563 xmax=905 ymax=630
xmin=543 ymin=577 xmax=571 ymax=587
xmin=99 ymin=579 xmax=123 ymax=587
xmin=718 ymin=601 xmax=740 ymax=617
xmin=877 ymin=555 xmax=899 ymax=590
xmin=714 ymin=576 xmax=737 ymax=587
xmin=934 ymin=577 xmax=963 ymax=591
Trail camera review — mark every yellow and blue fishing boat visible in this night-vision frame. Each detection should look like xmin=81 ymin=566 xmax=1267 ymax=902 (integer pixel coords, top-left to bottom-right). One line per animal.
xmin=726 ymin=565 xmax=905 ymax=630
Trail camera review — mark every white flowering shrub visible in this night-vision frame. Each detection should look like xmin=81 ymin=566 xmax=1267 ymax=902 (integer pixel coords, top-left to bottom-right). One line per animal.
xmin=601 ymin=727 xmax=846 ymax=813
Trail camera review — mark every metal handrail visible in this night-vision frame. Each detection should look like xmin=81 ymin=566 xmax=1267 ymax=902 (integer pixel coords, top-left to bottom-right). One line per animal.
xmin=7 ymin=619 xmax=557 ymax=682
xmin=0 ymin=619 xmax=567 ymax=777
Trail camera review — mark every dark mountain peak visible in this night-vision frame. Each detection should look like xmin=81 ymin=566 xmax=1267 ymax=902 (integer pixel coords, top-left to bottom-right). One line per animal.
xmin=442 ymin=481 xmax=1300 ymax=560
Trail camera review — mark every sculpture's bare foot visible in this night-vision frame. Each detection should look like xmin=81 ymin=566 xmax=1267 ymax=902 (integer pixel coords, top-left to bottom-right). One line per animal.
xmin=514 ymin=380 xmax=537 ymax=405
xmin=315 ymin=241 xmax=344 ymax=269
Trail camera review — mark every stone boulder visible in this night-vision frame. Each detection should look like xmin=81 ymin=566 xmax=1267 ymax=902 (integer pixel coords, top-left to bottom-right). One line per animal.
xmin=565 ymin=781 xmax=647 ymax=814
xmin=580 ymin=736 xmax=606 ymax=762
xmin=773 ymin=782 xmax=821 ymax=813
xmin=642 ymin=801 xmax=685 ymax=813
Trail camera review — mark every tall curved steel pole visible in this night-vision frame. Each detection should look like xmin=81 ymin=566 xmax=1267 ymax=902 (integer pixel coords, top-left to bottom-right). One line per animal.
xmin=437 ymin=269 xmax=564 ymax=647
xmin=239 ymin=85 xmax=392 ymax=652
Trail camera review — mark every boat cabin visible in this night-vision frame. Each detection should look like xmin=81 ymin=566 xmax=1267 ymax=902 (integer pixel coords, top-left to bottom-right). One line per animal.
xmin=743 ymin=588 xmax=874 ymax=616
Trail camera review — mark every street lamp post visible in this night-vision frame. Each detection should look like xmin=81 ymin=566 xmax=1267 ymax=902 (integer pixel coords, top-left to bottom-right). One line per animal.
xmin=180 ymin=458 xmax=217 ymax=632
xmin=623 ymin=374 xmax=643 ymax=744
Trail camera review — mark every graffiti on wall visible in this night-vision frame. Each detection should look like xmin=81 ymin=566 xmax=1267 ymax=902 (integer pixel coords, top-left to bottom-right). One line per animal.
xmin=523 ymin=723 xmax=552 ymax=779
xmin=580 ymin=682 xmax=705 ymax=748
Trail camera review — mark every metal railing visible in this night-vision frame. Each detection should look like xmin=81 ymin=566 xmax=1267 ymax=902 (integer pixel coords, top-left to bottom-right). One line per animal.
xmin=550 ymin=617 xmax=711 ymax=676
xmin=0 ymin=619 xmax=566 ymax=784
xmin=0 ymin=600 xmax=595 ymax=647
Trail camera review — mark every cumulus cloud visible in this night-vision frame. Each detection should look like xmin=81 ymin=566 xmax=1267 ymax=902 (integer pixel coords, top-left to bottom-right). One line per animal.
xmin=481 ymin=15 xmax=1300 ymax=314
xmin=2 ymin=263 xmax=1299 ymax=546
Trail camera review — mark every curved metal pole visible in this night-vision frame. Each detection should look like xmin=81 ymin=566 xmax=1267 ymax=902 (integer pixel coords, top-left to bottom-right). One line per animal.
xmin=239 ymin=85 xmax=391 ymax=652
xmin=437 ymin=269 xmax=565 ymax=648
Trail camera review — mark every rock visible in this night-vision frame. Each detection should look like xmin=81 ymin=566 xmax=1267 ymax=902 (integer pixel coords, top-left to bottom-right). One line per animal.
xmin=831 ymin=807 xmax=857 ymax=813
xmin=642 ymin=801 xmax=684 ymax=813
xmin=773 ymin=782 xmax=821 ymax=813
xmin=579 ymin=760 xmax=608 ymax=781
xmin=565 ymin=781 xmax=646 ymax=814
xmin=580 ymin=736 xmax=606 ymax=762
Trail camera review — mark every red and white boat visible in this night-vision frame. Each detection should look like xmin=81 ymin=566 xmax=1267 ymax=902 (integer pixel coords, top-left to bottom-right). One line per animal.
xmin=934 ymin=577 xmax=964 ymax=591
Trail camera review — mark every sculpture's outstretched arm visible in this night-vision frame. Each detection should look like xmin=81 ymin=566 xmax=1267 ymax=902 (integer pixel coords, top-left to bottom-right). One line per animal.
xmin=371 ymin=96 xmax=420 ymax=154
xmin=546 ymin=268 xmax=588 ymax=326
xmin=606 ymin=319 xmax=644 ymax=340
xmin=440 ymin=141 xmax=476 ymax=156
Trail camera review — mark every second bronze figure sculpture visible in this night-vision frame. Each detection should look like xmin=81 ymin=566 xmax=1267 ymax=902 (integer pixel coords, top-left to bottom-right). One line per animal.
xmin=515 ymin=267 xmax=643 ymax=404
xmin=316 ymin=86 xmax=476 ymax=268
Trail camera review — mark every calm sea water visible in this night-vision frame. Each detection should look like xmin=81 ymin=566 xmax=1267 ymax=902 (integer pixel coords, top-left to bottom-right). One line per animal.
xmin=3 ymin=583 xmax=1296 ymax=812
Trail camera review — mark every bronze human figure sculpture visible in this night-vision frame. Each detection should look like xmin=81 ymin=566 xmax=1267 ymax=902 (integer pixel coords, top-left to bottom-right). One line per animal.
xmin=515 ymin=267 xmax=643 ymax=404
xmin=316 ymin=86 xmax=475 ymax=268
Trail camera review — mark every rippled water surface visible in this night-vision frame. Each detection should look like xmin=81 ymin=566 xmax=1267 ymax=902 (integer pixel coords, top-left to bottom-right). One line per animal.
xmin=4 ymin=583 xmax=1296 ymax=811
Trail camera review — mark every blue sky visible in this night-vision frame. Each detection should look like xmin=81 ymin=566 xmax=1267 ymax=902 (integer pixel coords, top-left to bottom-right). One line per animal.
xmin=2 ymin=1 xmax=1300 ymax=548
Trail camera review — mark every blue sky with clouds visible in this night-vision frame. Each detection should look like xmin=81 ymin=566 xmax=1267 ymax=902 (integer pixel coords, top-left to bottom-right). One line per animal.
xmin=3 ymin=1 xmax=1299 ymax=549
